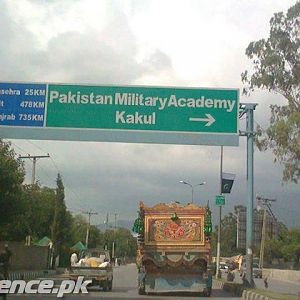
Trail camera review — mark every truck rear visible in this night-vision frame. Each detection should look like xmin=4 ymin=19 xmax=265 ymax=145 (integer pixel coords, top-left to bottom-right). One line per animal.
xmin=133 ymin=201 xmax=212 ymax=295
xmin=69 ymin=249 xmax=113 ymax=291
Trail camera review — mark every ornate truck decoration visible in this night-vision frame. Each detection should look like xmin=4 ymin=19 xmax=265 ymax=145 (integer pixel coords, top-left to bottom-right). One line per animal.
xmin=133 ymin=201 xmax=212 ymax=295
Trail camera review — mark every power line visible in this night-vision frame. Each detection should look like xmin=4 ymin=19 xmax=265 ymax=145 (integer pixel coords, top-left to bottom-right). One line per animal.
xmin=26 ymin=140 xmax=49 ymax=155
xmin=19 ymin=154 xmax=50 ymax=185
xmin=24 ymin=142 xmax=86 ymax=211
xmin=256 ymin=195 xmax=277 ymax=269
xmin=11 ymin=141 xmax=91 ymax=213
xmin=49 ymin=156 xmax=60 ymax=173
xmin=10 ymin=142 xmax=30 ymax=156
xmin=82 ymin=210 xmax=98 ymax=248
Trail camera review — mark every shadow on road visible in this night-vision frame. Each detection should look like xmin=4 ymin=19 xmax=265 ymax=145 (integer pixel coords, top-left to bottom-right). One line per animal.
xmin=146 ymin=289 xmax=236 ymax=298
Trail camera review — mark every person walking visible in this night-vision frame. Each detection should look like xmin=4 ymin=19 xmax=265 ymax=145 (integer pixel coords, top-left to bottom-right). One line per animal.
xmin=70 ymin=252 xmax=78 ymax=266
xmin=264 ymin=276 xmax=268 ymax=288
xmin=206 ymin=270 xmax=213 ymax=297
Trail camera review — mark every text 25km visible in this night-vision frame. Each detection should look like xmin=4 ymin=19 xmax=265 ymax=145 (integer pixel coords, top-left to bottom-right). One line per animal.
xmin=25 ymin=89 xmax=46 ymax=96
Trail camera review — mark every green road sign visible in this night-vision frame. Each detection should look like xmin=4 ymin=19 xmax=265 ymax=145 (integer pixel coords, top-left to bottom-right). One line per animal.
xmin=46 ymin=84 xmax=238 ymax=133
xmin=0 ymin=82 xmax=239 ymax=146
xmin=216 ymin=195 xmax=225 ymax=206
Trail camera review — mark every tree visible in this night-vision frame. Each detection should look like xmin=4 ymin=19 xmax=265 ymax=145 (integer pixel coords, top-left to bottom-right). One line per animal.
xmin=264 ymin=238 xmax=284 ymax=265
xmin=281 ymin=228 xmax=300 ymax=269
xmin=241 ymin=2 xmax=300 ymax=183
xmin=0 ymin=140 xmax=25 ymax=227
xmin=51 ymin=173 xmax=72 ymax=266
xmin=211 ymin=206 xmax=244 ymax=257
xmin=103 ymin=228 xmax=136 ymax=260
xmin=71 ymin=214 xmax=89 ymax=245
xmin=220 ymin=213 xmax=238 ymax=257
xmin=71 ymin=214 xmax=104 ymax=248
xmin=1 ymin=184 xmax=56 ymax=241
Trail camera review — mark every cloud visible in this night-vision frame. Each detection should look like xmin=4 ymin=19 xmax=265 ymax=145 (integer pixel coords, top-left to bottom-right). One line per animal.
xmin=1 ymin=0 xmax=177 ymax=85
xmin=1 ymin=0 xmax=299 ymax=228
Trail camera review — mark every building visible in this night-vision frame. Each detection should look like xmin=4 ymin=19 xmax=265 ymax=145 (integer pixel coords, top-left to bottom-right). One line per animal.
xmin=237 ymin=206 xmax=278 ymax=249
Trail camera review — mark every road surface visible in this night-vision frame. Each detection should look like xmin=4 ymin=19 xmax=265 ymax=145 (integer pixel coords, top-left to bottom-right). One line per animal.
xmin=6 ymin=264 xmax=241 ymax=299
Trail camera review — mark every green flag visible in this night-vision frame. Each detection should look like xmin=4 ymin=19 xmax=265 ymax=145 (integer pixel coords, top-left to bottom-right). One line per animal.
xmin=221 ymin=172 xmax=235 ymax=194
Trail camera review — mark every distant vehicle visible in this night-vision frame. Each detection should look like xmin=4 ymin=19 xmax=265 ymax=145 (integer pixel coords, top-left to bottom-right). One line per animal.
xmin=69 ymin=249 xmax=113 ymax=291
xmin=253 ymin=263 xmax=263 ymax=278
xmin=115 ymin=257 xmax=121 ymax=266
xmin=240 ymin=262 xmax=262 ymax=278
xmin=219 ymin=262 xmax=229 ymax=273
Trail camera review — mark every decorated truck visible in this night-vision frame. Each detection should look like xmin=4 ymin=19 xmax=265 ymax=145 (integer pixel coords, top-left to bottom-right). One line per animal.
xmin=133 ymin=201 xmax=212 ymax=295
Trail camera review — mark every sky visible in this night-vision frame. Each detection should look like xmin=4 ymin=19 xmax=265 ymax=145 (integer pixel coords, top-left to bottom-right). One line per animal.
xmin=0 ymin=0 xmax=299 ymax=228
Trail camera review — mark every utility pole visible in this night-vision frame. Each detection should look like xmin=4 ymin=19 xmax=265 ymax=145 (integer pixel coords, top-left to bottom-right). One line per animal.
xmin=82 ymin=210 xmax=98 ymax=248
xmin=112 ymin=213 xmax=118 ymax=261
xmin=19 ymin=154 xmax=50 ymax=246
xmin=216 ymin=146 xmax=223 ymax=278
xmin=260 ymin=208 xmax=267 ymax=269
xmin=19 ymin=154 xmax=50 ymax=184
xmin=114 ymin=213 xmax=118 ymax=230
xmin=236 ymin=214 xmax=239 ymax=249
xmin=105 ymin=213 xmax=109 ymax=231
xmin=257 ymin=195 xmax=276 ymax=269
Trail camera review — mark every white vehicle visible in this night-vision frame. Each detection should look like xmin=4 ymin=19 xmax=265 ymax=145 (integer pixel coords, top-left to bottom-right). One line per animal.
xmin=70 ymin=249 xmax=113 ymax=291
xmin=219 ymin=262 xmax=229 ymax=274
xmin=240 ymin=262 xmax=262 ymax=278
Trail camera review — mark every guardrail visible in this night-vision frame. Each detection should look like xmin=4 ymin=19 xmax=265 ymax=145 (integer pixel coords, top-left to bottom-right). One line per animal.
xmin=263 ymin=268 xmax=300 ymax=284
xmin=8 ymin=270 xmax=56 ymax=281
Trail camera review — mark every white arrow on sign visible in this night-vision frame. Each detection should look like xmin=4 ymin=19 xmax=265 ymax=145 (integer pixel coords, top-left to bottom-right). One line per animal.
xmin=189 ymin=114 xmax=215 ymax=126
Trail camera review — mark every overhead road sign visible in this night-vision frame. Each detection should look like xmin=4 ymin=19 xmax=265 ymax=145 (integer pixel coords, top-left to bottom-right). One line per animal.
xmin=0 ymin=82 xmax=239 ymax=146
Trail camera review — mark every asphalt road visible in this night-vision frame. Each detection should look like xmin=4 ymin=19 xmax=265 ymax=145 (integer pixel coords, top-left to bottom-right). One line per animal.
xmin=6 ymin=264 xmax=241 ymax=299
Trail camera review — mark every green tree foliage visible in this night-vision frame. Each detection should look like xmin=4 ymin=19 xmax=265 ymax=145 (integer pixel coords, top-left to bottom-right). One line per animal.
xmin=241 ymin=2 xmax=300 ymax=183
xmin=71 ymin=214 xmax=89 ymax=245
xmin=71 ymin=214 xmax=104 ymax=248
xmin=1 ymin=142 xmax=137 ymax=266
xmin=51 ymin=173 xmax=73 ymax=266
xmin=281 ymin=228 xmax=300 ymax=268
xmin=219 ymin=212 xmax=239 ymax=257
xmin=211 ymin=206 xmax=244 ymax=257
xmin=264 ymin=239 xmax=284 ymax=264
xmin=264 ymin=227 xmax=300 ymax=269
xmin=103 ymin=228 xmax=137 ymax=260
xmin=0 ymin=140 xmax=25 ymax=226
xmin=1 ymin=185 xmax=56 ymax=241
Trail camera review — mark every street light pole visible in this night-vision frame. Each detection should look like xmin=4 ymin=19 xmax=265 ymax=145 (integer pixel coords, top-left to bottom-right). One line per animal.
xmin=179 ymin=180 xmax=206 ymax=203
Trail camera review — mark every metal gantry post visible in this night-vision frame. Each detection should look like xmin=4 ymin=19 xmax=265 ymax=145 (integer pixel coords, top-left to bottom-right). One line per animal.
xmin=216 ymin=146 xmax=223 ymax=279
xmin=246 ymin=105 xmax=254 ymax=286
xmin=240 ymin=103 xmax=257 ymax=287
